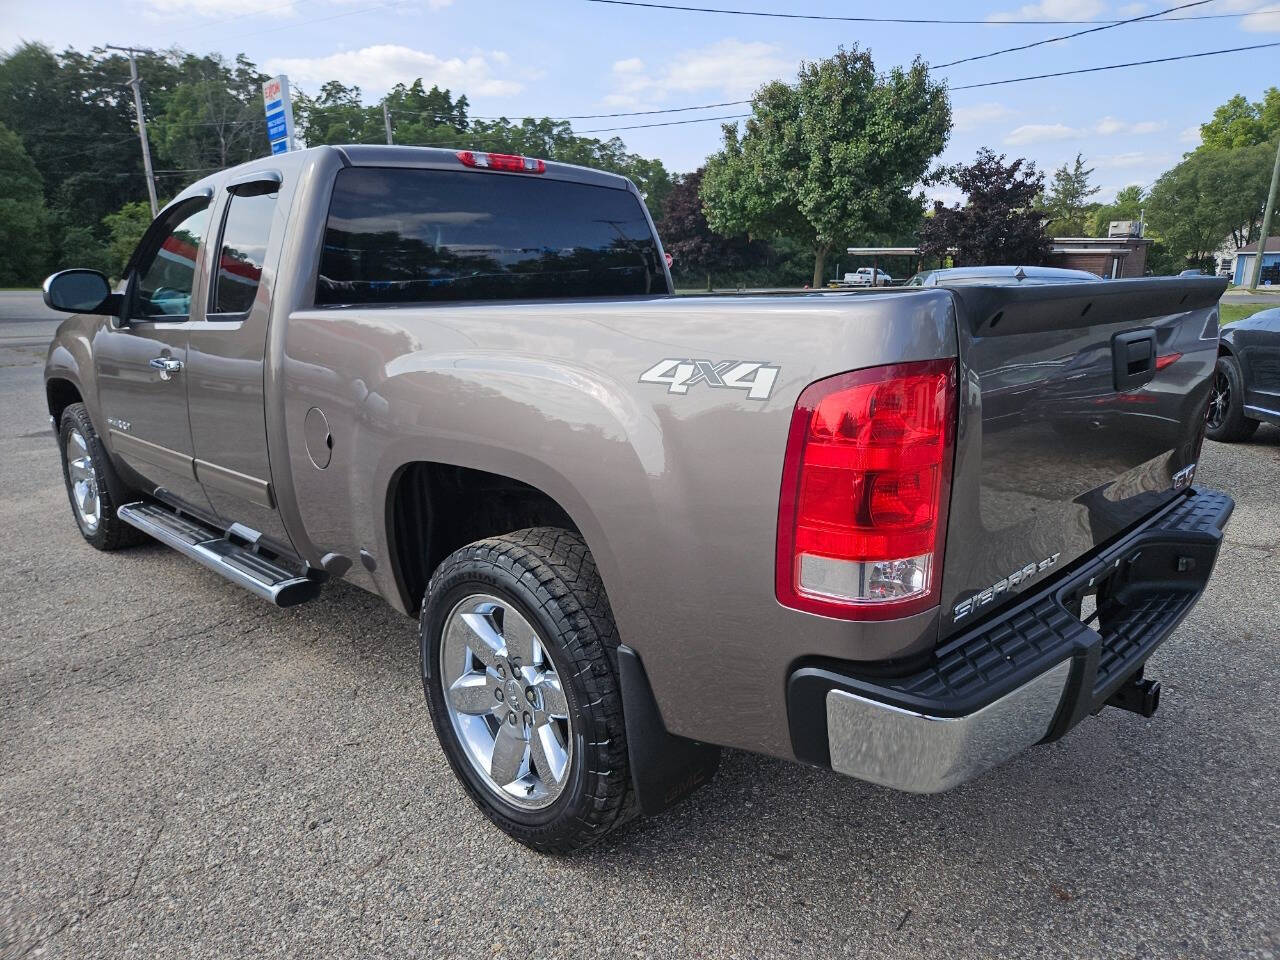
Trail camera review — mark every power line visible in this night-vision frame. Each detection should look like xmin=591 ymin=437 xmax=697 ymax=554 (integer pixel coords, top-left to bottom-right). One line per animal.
xmin=391 ymin=99 xmax=751 ymax=122
xmin=933 ymin=0 xmax=1211 ymax=70
xmin=950 ymin=40 xmax=1280 ymax=90
xmin=578 ymin=113 xmax=749 ymax=133
xmin=582 ymin=0 xmax=1274 ymax=25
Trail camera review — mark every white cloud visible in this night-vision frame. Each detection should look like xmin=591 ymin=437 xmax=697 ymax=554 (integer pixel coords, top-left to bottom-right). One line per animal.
xmin=603 ymin=39 xmax=792 ymax=107
xmin=988 ymin=0 xmax=1106 ymax=22
xmin=1094 ymin=151 xmax=1173 ymax=169
xmin=1211 ymin=0 xmax=1280 ymax=31
xmin=1116 ymin=2 xmax=1147 ymax=14
xmin=145 ymin=0 xmax=292 ymax=15
xmin=1241 ymin=7 xmax=1280 ymax=30
xmin=1180 ymin=125 xmax=1202 ymax=145
xmin=953 ymin=102 xmax=1015 ymax=132
xmin=1004 ymin=116 xmax=1166 ymax=144
xmin=265 ymin=45 xmax=525 ymax=98
xmin=1005 ymin=123 xmax=1080 ymax=145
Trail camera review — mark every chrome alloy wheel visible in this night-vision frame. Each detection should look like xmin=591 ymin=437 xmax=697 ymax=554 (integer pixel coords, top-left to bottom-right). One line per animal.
xmin=65 ymin=427 xmax=101 ymax=533
xmin=439 ymin=594 xmax=573 ymax=810
xmin=1207 ymin=369 xmax=1230 ymax=430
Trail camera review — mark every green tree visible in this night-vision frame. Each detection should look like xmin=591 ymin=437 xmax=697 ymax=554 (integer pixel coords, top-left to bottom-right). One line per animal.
xmin=150 ymin=53 xmax=270 ymax=173
xmin=0 ymin=43 xmax=144 ymax=226
xmin=1043 ymin=153 xmax=1099 ymax=236
xmin=0 ymin=121 xmax=51 ymax=285
xmin=1145 ymin=142 xmax=1276 ymax=266
xmin=101 ymin=200 xmax=153 ymax=278
xmin=295 ymin=80 xmax=383 ymax=145
xmin=381 ymin=80 xmax=469 ymax=143
xmin=918 ymin=148 xmax=1050 ymax=266
xmin=1199 ymin=88 xmax=1280 ymax=150
xmin=700 ymin=46 xmax=950 ymax=287
xmin=1091 ymin=184 xmax=1144 ymax=237
xmin=658 ymin=167 xmax=770 ymax=289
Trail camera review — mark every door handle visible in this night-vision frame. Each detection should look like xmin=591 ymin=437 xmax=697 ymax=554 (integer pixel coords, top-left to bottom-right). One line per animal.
xmin=149 ymin=357 xmax=184 ymax=381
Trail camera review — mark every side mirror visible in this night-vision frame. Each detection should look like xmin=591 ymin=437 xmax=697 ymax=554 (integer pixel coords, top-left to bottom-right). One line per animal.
xmin=42 ymin=269 xmax=118 ymax=315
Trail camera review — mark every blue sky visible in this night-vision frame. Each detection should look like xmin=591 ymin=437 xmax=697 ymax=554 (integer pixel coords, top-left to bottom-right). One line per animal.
xmin=2 ymin=0 xmax=1278 ymax=203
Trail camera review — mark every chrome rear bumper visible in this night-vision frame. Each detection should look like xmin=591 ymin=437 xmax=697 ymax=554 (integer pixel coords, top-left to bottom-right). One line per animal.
xmin=825 ymin=660 xmax=1070 ymax=793
xmin=788 ymin=487 xmax=1234 ymax=794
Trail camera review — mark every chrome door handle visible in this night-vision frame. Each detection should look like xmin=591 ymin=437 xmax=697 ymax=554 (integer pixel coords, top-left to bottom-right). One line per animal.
xmin=149 ymin=357 xmax=184 ymax=381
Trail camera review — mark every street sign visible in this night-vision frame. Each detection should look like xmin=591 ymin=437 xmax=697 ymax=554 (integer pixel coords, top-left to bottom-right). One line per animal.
xmin=262 ymin=75 xmax=296 ymax=154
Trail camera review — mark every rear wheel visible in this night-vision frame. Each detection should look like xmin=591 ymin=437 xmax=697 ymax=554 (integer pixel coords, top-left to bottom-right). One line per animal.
xmin=1205 ymin=354 xmax=1258 ymax=443
xmin=420 ymin=528 xmax=635 ymax=853
xmin=57 ymin=403 xmax=146 ymax=550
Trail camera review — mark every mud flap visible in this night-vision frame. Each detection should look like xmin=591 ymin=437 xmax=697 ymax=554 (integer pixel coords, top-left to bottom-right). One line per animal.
xmin=617 ymin=645 xmax=721 ymax=817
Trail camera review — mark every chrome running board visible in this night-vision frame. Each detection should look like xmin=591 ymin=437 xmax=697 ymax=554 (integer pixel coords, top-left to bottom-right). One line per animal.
xmin=117 ymin=501 xmax=323 ymax=607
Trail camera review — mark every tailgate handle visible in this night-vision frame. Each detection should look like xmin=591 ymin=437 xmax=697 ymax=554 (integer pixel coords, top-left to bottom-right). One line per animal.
xmin=1112 ymin=329 xmax=1156 ymax=391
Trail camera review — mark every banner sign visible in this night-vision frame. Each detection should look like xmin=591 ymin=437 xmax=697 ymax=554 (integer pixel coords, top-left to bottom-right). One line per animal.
xmin=262 ymin=75 xmax=296 ymax=155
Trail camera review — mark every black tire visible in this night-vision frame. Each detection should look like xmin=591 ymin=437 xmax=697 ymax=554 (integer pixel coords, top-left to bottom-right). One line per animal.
xmin=1205 ymin=354 xmax=1259 ymax=443
xmin=57 ymin=403 xmax=147 ymax=551
xmin=420 ymin=528 xmax=636 ymax=853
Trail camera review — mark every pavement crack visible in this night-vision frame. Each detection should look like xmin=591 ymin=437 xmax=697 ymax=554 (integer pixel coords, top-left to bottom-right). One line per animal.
xmin=18 ymin=821 xmax=164 ymax=957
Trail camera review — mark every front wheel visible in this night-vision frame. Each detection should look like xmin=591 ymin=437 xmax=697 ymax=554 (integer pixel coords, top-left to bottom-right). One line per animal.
xmin=1205 ymin=354 xmax=1259 ymax=443
xmin=57 ymin=403 xmax=146 ymax=550
xmin=420 ymin=528 xmax=635 ymax=853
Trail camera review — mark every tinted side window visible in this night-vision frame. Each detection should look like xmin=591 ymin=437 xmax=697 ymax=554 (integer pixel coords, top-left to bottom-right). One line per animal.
xmin=131 ymin=201 xmax=210 ymax=318
xmin=317 ymin=167 xmax=663 ymax=305
xmin=212 ymin=191 xmax=276 ymax=315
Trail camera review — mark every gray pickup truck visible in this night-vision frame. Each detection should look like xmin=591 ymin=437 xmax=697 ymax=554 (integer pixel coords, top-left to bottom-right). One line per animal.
xmin=42 ymin=145 xmax=1232 ymax=853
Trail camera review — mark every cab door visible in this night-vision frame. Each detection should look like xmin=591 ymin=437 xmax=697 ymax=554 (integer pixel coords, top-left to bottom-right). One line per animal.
xmin=186 ymin=173 xmax=295 ymax=551
xmin=93 ymin=196 xmax=215 ymax=515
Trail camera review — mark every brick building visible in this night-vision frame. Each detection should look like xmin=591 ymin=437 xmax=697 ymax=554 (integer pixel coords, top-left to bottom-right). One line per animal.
xmin=1045 ymin=236 xmax=1152 ymax=279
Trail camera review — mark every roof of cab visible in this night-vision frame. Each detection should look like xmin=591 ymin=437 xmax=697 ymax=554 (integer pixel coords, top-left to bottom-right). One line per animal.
xmin=335 ymin=144 xmax=634 ymax=191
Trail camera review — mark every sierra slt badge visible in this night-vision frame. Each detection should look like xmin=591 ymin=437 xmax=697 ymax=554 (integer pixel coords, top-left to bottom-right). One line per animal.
xmin=953 ymin=553 xmax=1061 ymax=622
xmin=640 ymin=359 xmax=780 ymax=401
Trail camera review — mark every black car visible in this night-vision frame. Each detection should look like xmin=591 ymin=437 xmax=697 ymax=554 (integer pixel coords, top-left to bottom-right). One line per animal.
xmin=1209 ymin=307 xmax=1280 ymax=441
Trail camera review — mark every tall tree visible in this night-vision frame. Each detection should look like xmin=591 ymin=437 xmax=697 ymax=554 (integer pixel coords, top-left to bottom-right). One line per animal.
xmin=918 ymin=148 xmax=1050 ymax=266
xmin=0 ymin=122 xmax=51 ymax=285
xmin=700 ymin=46 xmax=950 ymax=287
xmin=658 ymin=167 xmax=767 ymax=289
xmin=1091 ymin=184 xmax=1144 ymax=237
xmin=1043 ymin=153 xmax=1099 ymax=236
xmin=150 ymin=53 xmax=271 ymax=174
xmin=295 ymin=80 xmax=383 ymax=145
xmin=1199 ymin=88 xmax=1280 ymax=150
xmin=1145 ymin=142 xmax=1276 ymax=265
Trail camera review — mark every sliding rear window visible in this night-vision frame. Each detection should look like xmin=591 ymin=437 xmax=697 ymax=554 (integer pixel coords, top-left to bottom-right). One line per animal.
xmin=316 ymin=167 xmax=664 ymax=306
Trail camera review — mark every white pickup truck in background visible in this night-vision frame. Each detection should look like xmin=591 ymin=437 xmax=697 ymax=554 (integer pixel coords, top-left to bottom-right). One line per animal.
xmin=836 ymin=267 xmax=893 ymax=287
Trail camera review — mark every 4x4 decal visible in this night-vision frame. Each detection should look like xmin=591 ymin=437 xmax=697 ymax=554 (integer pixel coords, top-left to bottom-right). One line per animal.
xmin=639 ymin=359 xmax=780 ymax=401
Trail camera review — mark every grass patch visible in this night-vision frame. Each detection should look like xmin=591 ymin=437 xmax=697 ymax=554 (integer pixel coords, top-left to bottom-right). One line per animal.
xmin=1220 ymin=302 xmax=1278 ymax=325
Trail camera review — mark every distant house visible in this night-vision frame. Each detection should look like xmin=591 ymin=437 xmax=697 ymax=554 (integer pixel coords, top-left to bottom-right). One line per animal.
xmin=1232 ymin=237 xmax=1280 ymax=287
xmin=1047 ymin=226 xmax=1151 ymax=278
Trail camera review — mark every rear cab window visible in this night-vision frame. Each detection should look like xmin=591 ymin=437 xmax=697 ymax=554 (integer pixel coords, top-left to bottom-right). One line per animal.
xmin=211 ymin=189 xmax=277 ymax=316
xmin=316 ymin=167 xmax=665 ymax=306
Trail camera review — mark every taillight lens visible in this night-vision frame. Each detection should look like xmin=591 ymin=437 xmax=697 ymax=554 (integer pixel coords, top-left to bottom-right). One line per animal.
xmin=776 ymin=358 xmax=957 ymax=620
xmin=456 ymin=150 xmax=546 ymax=174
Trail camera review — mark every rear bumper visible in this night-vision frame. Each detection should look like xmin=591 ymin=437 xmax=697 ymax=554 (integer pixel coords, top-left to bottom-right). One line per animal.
xmin=787 ymin=487 xmax=1233 ymax=793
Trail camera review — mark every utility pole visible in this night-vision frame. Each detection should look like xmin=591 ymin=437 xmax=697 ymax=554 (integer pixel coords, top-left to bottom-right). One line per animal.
xmin=383 ymin=102 xmax=394 ymax=145
xmin=107 ymin=45 xmax=159 ymax=218
xmin=1249 ymin=134 xmax=1280 ymax=291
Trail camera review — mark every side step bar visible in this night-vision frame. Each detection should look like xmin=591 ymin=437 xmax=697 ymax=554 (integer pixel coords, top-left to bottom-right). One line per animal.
xmin=117 ymin=501 xmax=323 ymax=608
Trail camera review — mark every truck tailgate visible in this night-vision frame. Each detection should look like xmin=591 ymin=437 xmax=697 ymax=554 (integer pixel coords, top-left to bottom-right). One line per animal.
xmin=939 ymin=277 xmax=1226 ymax=637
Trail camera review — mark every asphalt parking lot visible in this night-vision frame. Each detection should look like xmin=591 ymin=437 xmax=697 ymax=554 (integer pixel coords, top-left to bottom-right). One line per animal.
xmin=1 ymin=300 xmax=1277 ymax=960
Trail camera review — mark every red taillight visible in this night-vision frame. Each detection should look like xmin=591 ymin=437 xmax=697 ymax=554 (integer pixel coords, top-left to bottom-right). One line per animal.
xmin=456 ymin=150 xmax=546 ymax=174
xmin=776 ymin=358 xmax=957 ymax=621
xmin=1155 ymin=352 xmax=1181 ymax=371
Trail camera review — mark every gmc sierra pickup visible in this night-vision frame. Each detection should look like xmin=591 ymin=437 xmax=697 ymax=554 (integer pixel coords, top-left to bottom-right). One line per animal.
xmin=42 ymin=145 xmax=1232 ymax=853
